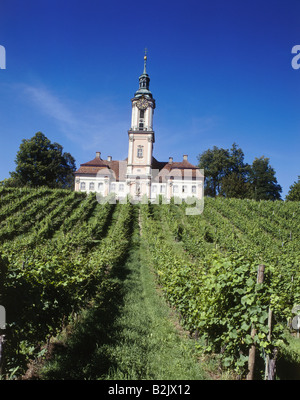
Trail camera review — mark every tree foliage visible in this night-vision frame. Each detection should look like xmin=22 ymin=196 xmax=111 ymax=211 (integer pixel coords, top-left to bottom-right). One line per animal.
xmin=286 ymin=176 xmax=300 ymax=201
xmin=220 ymin=172 xmax=253 ymax=199
xmin=197 ymin=145 xmax=231 ymax=197
xmin=249 ymin=156 xmax=282 ymax=201
xmin=198 ymin=144 xmax=282 ymax=200
xmin=8 ymin=132 xmax=76 ymax=189
xmin=198 ymin=143 xmax=251 ymax=198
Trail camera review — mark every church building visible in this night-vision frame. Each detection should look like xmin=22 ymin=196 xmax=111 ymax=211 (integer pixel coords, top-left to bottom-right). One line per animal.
xmin=74 ymin=53 xmax=203 ymax=201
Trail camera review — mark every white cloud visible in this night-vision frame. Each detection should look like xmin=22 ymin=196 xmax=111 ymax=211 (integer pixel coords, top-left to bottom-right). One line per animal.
xmin=19 ymin=83 xmax=128 ymax=153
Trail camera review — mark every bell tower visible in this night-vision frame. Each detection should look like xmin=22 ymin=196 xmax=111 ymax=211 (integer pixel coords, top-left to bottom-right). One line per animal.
xmin=127 ymin=50 xmax=156 ymax=198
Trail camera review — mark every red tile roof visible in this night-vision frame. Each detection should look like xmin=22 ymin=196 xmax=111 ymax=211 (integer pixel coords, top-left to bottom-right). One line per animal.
xmin=75 ymin=156 xmax=202 ymax=182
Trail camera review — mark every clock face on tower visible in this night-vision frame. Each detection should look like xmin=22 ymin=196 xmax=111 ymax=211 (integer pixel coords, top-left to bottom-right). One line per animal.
xmin=137 ymin=97 xmax=148 ymax=110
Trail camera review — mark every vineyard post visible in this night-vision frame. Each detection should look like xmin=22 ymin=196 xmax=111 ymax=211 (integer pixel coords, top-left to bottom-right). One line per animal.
xmin=264 ymin=307 xmax=273 ymax=380
xmin=246 ymin=264 xmax=265 ymax=380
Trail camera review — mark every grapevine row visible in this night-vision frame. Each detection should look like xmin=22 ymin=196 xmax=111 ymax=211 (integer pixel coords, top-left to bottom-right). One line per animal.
xmin=140 ymin=200 xmax=300 ymax=377
xmin=0 ymin=189 xmax=133 ymax=376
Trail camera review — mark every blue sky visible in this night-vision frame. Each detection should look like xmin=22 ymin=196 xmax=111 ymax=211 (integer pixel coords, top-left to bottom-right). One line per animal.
xmin=0 ymin=0 xmax=299 ymax=198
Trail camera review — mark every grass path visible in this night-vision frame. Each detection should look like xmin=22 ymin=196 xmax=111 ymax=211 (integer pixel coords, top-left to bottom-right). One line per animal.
xmin=39 ymin=211 xmax=210 ymax=380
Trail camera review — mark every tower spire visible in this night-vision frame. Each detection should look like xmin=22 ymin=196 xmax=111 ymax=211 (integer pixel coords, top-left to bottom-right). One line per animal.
xmin=134 ymin=48 xmax=152 ymax=98
xmin=143 ymin=48 xmax=148 ymax=74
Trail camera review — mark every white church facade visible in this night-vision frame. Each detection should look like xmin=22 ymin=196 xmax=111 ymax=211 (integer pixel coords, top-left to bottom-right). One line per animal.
xmin=74 ymin=53 xmax=204 ymax=202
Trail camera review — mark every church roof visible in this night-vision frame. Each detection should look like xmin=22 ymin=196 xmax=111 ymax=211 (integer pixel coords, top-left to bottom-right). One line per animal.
xmin=78 ymin=158 xmax=109 ymax=168
xmin=75 ymin=154 xmax=202 ymax=182
xmin=152 ymin=157 xmax=202 ymax=181
xmin=160 ymin=160 xmax=199 ymax=171
xmin=74 ymin=153 xmax=127 ymax=181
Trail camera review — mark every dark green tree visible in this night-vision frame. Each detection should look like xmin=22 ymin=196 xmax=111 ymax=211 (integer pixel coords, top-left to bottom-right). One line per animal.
xmin=220 ymin=143 xmax=252 ymax=198
xmin=197 ymin=146 xmax=230 ymax=196
xmin=9 ymin=132 xmax=76 ymax=189
xmin=227 ymin=143 xmax=249 ymax=175
xmin=249 ymin=156 xmax=282 ymax=200
xmin=286 ymin=177 xmax=300 ymax=201
xmin=220 ymin=172 xmax=253 ymax=199
xmin=198 ymin=143 xmax=251 ymax=198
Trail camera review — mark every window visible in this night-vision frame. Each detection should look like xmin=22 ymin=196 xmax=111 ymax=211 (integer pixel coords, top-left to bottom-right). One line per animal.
xmin=160 ymin=185 xmax=165 ymax=194
xmin=152 ymin=185 xmax=157 ymax=193
xmin=80 ymin=182 xmax=86 ymax=190
xmin=111 ymin=183 xmax=116 ymax=192
xmin=89 ymin=182 xmax=95 ymax=191
xmin=119 ymin=184 xmax=124 ymax=192
xmin=182 ymin=185 xmax=187 ymax=193
xmin=98 ymin=182 xmax=103 ymax=191
xmin=192 ymin=185 xmax=196 ymax=194
xmin=173 ymin=185 xmax=178 ymax=193
xmin=140 ymin=109 xmax=144 ymax=119
xmin=137 ymin=146 xmax=143 ymax=158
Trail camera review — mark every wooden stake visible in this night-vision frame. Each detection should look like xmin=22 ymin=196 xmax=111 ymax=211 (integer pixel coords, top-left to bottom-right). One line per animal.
xmin=247 ymin=326 xmax=256 ymax=380
xmin=256 ymin=264 xmax=265 ymax=286
xmin=246 ymin=264 xmax=265 ymax=380
xmin=264 ymin=307 xmax=273 ymax=380
xmin=268 ymin=348 xmax=278 ymax=380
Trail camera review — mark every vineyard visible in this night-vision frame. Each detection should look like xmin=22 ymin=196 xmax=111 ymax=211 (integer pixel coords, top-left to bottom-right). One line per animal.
xmin=0 ymin=187 xmax=299 ymax=379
